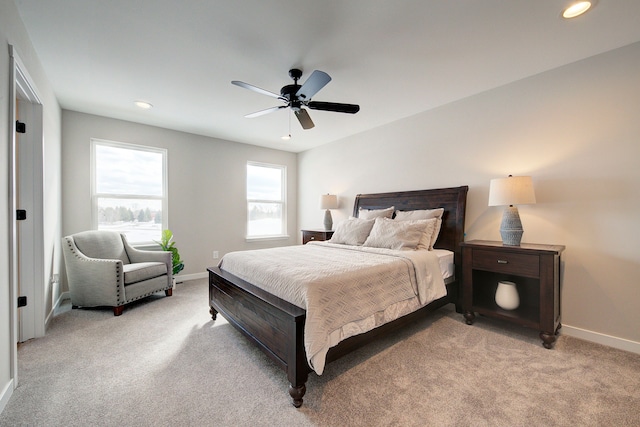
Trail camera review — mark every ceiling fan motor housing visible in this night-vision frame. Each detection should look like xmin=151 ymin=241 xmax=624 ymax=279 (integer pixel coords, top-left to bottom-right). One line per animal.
xmin=280 ymin=84 xmax=300 ymax=101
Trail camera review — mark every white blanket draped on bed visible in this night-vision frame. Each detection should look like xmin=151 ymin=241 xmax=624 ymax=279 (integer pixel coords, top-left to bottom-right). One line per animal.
xmin=218 ymin=241 xmax=446 ymax=374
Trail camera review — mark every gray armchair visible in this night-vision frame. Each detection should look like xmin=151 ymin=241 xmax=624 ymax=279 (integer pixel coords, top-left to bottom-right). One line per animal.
xmin=62 ymin=230 xmax=173 ymax=316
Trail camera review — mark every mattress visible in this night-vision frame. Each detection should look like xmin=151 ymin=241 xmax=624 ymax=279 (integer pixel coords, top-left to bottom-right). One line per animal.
xmin=433 ymin=248 xmax=455 ymax=281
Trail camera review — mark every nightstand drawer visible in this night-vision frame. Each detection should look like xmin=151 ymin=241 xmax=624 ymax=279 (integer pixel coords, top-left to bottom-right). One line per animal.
xmin=301 ymin=230 xmax=334 ymax=244
xmin=305 ymin=232 xmax=324 ymax=242
xmin=472 ymin=249 xmax=539 ymax=278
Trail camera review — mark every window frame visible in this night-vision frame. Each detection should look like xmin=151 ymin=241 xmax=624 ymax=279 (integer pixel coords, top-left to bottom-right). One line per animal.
xmin=246 ymin=161 xmax=288 ymax=241
xmin=90 ymin=138 xmax=168 ymax=245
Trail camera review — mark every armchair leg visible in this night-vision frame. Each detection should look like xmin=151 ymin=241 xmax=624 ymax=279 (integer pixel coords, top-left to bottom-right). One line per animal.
xmin=113 ymin=305 xmax=124 ymax=316
xmin=165 ymin=288 xmax=173 ymax=297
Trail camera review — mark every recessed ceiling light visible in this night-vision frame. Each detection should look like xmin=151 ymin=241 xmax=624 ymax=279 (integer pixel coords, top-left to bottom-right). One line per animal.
xmin=562 ymin=1 xmax=593 ymax=18
xmin=134 ymin=100 xmax=153 ymax=109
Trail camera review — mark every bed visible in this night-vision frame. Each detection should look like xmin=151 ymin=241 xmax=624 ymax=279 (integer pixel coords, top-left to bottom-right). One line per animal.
xmin=207 ymin=186 xmax=468 ymax=407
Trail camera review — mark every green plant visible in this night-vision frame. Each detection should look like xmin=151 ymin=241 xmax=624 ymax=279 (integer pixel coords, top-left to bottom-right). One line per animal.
xmin=157 ymin=229 xmax=184 ymax=276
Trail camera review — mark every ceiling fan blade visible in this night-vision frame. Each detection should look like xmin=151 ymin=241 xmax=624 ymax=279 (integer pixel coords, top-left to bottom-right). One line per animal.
xmin=294 ymin=108 xmax=315 ymax=129
xmin=307 ymin=101 xmax=360 ymax=114
xmin=232 ymin=80 xmax=285 ymax=101
xmin=245 ymin=105 xmax=287 ymax=118
xmin=296 ymin=70 xmax=331 ymax=100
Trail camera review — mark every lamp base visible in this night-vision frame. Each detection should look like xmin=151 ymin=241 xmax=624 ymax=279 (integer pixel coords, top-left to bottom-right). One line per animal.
xmin=500 ymin=206 xmax=524 ymax=246
xmin=323 ymin=209 xmax=333 ymax=231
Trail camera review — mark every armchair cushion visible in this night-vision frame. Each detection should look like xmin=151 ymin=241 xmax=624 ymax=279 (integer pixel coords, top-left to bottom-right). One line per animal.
xmin=123 ymin=262 xmax=168 ymax=285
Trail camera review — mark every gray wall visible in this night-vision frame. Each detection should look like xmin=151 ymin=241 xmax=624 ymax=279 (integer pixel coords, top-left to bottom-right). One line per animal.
xmin=61 ymin=111 xmax=298 ymax=279
xmin=299 ymin=42 xmax=640 ymax=348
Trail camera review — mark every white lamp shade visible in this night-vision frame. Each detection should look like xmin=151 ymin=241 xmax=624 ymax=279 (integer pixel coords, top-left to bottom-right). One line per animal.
xmin=488 ymin=176 xmax=536 ymax=206
xmin=320 ymin=194 xmax=338 ymax=210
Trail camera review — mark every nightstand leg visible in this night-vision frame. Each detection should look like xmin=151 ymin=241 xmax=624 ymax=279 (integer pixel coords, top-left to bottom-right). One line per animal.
xmin=540 ymin=331 xmax=557 ymax=349
xmin=463 ymin=311 xmax=475 ymax=325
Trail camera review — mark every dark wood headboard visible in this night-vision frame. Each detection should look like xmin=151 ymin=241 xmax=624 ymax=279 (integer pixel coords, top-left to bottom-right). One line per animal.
xmin=353 ymin=186 xmax=469 ymax=279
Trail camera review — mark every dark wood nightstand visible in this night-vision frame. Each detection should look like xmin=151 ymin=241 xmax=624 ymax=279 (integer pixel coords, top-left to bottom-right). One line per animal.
xmin=301 ymin=229 xmax=334 ymax=244
xmin=461 ymin=240 xmax=565 ymax=349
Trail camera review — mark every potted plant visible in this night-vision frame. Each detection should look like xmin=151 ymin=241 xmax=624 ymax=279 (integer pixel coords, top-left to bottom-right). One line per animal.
xmin=157 ymin=230 xmax=184 ymax=286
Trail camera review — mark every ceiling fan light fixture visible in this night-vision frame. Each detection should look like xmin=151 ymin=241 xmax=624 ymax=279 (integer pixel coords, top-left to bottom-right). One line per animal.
xmin=134 ymin=100 xmax=153 ymax=109
xmin=562 ymin=1 xmax=593 ymax=18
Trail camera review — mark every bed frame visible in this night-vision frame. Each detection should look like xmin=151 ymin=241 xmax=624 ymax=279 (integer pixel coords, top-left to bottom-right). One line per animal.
xmin=208 ymin=186 xmax=468 ymax=407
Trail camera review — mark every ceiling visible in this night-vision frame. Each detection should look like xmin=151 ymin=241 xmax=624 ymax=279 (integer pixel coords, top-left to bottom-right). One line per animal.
xmin=13 ymin=0 xmax=640 ymax=153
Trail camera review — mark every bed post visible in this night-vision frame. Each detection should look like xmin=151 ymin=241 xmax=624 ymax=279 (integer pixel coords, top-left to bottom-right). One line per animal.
xmin=452 ymin=186 xmax=468 ymax=313
xmin=287 ymin=313 xmax=308 ymax=407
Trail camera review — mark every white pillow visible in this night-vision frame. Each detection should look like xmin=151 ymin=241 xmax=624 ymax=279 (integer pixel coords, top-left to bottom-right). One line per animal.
xmin=363 ymin=217 xmax=431 ymax=250
xmin=394 ymin=208 xmax=443 ymax=221
xmin=394 ymin=208 xmax=444 ymax=250
xmin=329 ymin=218 xmax=376 ymax=246
xmin=358 ymin=206 xmax=395 ymax=220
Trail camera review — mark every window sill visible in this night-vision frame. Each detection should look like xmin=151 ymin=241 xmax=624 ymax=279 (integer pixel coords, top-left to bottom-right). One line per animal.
xmin=245 ymin=234 xmax=290 ymax=243
xmin=132 ymin=242 xmax=162 ymax=251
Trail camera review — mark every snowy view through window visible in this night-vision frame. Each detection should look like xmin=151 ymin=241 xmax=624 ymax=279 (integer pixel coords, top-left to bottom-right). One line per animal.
xmin=247 ymin=162 xmax=285 ymax=237
xmin=94 ymin=141 xmax=166 ymax=243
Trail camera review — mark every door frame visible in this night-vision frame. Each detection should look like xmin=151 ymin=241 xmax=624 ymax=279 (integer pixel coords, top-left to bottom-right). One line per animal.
xmin=8 ymin=45 xmax=45 ymax=387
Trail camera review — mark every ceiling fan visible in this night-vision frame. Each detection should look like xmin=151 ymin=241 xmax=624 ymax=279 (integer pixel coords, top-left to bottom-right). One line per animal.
xmin=232 ymin=68 xmax=360 ymax=130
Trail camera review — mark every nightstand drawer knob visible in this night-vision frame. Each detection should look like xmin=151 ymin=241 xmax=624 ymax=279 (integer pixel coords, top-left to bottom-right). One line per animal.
xmin=497 ymin=260 xmax=508 ymax=264
xmin=310 ymin=237 xmax=315 ymax=240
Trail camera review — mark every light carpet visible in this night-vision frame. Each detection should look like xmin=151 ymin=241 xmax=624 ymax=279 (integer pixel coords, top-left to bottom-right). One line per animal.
xmin=1 ymin=279 xmax=638 ymax=426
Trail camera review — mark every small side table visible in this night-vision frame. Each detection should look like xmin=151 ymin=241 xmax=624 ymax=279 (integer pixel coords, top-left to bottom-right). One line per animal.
xmin=461 ymin=240 xmax=565 ymax=349
xmin=301 ymin=229 xmax=334 ymax=244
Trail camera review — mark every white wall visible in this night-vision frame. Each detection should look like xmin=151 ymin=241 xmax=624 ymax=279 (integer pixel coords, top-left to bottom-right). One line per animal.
xmin=0 ymin=0 xmax=62 ymax=411
xmin=61 ymin=111 xmax=298 ymax=280
xmin=299 ymin=42 xmax=640 ymax=349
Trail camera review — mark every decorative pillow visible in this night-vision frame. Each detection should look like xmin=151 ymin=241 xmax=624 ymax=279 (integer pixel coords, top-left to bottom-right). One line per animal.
xmin=394 ymin=208 xmax=444 ymax=250
xmin=363 ymin=217 xmax=431 ymax=250
xmin=329 ymin=218 xmax=376 ymax=246
xmin=358 ymin=206 xmax=395 ymax=220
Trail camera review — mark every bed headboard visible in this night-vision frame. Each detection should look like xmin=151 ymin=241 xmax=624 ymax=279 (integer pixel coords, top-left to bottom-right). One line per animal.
xmin=353 ymin=186 xmax=469 ymax=277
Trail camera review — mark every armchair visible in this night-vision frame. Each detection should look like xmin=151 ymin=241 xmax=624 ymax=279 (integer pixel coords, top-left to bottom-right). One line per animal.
xmin=62 ymin=230 xmax=173 ymax=316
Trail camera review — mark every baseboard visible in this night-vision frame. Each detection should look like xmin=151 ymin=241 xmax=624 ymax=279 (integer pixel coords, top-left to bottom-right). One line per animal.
xmin=0 ymin=379 xmax=14 ymax=415
xmin=48 ymin=291 xmax=71 ymax=325
xmin=174 ymin=272 xmax=207 ymax=284
xmin=562 ymin=324 xmax=640 ymax=354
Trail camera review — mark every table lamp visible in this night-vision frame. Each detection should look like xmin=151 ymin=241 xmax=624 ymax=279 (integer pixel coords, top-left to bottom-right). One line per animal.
xmin=320 ymin=194 xmax=338 ymax=230
xmin=488 ymin=175 xmax=536 ymax=246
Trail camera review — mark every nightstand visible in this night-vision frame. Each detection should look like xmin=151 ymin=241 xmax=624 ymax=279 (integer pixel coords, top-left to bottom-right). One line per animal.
xmin=461 ymin=240 xmax=565 ymax=349
xmin=301 ymin=229 xmax=334 ymax=244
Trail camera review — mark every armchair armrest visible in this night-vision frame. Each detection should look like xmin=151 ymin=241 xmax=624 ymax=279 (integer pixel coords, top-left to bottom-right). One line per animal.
xmin=122 ymin=237 xmax=173 ymax=282
xmin=62 ymin=236 xmax=126 ymax=306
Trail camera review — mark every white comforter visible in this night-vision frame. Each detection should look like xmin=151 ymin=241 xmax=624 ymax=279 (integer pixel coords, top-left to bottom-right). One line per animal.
xmin=218 ymin=241 xmax=446 ymax=374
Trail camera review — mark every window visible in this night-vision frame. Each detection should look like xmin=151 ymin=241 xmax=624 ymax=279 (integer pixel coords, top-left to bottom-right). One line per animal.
xmin=246 ymin=161 xmax=287 ymax=239
xmin=91 ymin=139 xmax=167 ymax=244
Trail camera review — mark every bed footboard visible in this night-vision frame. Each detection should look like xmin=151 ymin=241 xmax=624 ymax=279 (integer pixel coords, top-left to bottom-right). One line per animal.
xmin=208 ymin=267 xmax=309 ymax=407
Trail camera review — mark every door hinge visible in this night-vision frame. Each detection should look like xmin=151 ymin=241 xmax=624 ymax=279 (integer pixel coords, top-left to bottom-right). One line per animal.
xmin=16 ymin=209 xmax=27 ymax=220
xmin=17 ymin=296 xmax=27 ymax=307
xmin=16 ymin=120 xmax=26 ymax=134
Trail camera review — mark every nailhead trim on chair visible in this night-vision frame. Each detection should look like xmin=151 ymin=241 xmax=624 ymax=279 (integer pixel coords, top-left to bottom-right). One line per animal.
xmin=124 ymin=287 xmax=173 ymax=304
xmin=115 ymin=263 xmax=122 ymax=305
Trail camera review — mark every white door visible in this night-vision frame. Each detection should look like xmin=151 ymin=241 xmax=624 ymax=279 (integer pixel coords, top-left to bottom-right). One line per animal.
xmin=10 ymin=47 xmax=45 ymax=348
